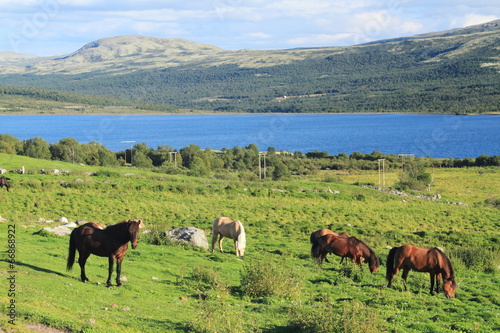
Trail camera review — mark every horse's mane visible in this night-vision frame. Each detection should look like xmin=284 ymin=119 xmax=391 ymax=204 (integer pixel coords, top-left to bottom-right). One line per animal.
xmin=236 ymin=220 xmax=246 ymax=249
xmin=353 ymin=237 xmax=380 ymax=266
xmin=104 ymin=220 xmax=140 ymax=241
xmin=433 ymin=247 xmax=455 ymax=279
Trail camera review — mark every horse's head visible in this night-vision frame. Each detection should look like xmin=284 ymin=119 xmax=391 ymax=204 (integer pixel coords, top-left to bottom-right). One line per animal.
xmin=443 ymin=278 xmax=457 ymax=298
xmin=128 ymin=219 xmax=144 ymax=249
xmin=367 ymin=256 xmax=381 ymax=273
xmin=361 ymin=243 xmax=380 ymax=273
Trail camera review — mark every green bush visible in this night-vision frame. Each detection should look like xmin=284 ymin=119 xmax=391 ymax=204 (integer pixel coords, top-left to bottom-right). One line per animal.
xmin=288 ymin=303 xmax=338 ymax=333
xmin=448 ymin=246 xmax=499 ymax=273
xmin=240 ymin=256 xmax=302 ymax=300
xmin=289 ymin=300 xmax=383 ymax=333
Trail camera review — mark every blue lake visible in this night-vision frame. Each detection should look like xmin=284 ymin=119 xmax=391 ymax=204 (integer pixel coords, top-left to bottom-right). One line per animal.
xmin=0 ymin=114 xmax=498 ymax=158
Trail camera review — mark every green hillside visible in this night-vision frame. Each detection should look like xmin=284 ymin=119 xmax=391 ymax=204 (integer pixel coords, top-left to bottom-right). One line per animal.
xmin=1 ymin=20 xmax=499 ymax=114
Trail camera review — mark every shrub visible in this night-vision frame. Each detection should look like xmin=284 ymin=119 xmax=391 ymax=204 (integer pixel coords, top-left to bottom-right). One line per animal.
xmin=240 ymin=256 xmax=302 ymax=300
xmin=447 ymin=246 xmax=499 ymax=273
xmin=485 ymin=196 xmax=500 ymax=208
xmin=187 ymin=299 xmax=259 ymax=333
xmin=189 ymin=266 xmax=229 ymax=297
xmin=288 ymin=303 xmax=338 ymax=333
xmin=289 ymin=300 xmax=383 ymax=333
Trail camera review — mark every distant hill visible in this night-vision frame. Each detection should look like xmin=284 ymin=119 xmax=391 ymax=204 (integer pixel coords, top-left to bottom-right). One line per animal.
xmin=1 ymin=20 xmax=499 ymax=114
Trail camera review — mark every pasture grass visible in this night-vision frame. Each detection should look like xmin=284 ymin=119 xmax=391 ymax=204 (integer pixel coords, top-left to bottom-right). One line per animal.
xmin=0 ymin=153 xmax=499 ymax=332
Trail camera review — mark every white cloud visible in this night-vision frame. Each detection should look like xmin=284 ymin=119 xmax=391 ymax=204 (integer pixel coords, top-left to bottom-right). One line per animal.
xmin=463 ymin=13 xmax=499 ymax=27
xmin=0 ymin=0 xmax=498 ymax=55
xmin=247 ymin=32 xmax=273 ymax=39
xmin=287 ymin=33 xmax=356 ymax=47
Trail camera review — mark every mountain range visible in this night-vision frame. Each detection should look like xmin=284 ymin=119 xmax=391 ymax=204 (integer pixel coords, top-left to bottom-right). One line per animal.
xmin=1 ymin=19 xmax=499 ymax=113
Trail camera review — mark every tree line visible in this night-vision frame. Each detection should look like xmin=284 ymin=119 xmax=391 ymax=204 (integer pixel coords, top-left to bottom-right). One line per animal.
xmin=1 ymin=134 xmax=498 ymax=181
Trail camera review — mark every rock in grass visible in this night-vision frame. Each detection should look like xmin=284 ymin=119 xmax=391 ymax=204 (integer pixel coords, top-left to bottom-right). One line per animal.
xmin=164 ymin=227 xmax=209 ymax=249
xmin=40 ymin=226 xmax=72 ymax=236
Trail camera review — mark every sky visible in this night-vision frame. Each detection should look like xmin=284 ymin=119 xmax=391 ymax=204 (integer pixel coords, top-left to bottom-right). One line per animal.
xmin=0 ymin=0 xmax=498 ymax=56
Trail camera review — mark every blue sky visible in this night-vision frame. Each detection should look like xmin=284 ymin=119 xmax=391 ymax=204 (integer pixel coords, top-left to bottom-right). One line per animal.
xmin=0 ymin=0 xmax=498 ymax=56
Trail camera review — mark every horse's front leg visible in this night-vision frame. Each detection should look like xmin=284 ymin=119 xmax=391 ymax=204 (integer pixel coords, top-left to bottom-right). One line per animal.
xmin=116 ymin=256 xmax=124 ymax=287
xmin=218 ymin=236 xmax=225 ymax=253
xmin=435 ymin=273 xmax=441 ymax=294
xmin=106 ymin=256 xmax=115 ymax=288
xmin=429 ymin=273 xmax=436 ymax=296
xmin=233 ymin=239 xmax=238 ymax=256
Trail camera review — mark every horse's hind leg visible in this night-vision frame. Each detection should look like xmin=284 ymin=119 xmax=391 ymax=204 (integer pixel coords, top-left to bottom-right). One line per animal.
xmin=210 ymin=233 xmax=218 ymax=253
xmin=78 ymin=252 xmax=90 ymax=282
xmin=402 ymin=268 xmax=410 ymax=291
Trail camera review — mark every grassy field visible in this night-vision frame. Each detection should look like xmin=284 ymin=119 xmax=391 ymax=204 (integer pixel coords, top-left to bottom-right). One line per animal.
xmin=0 ymin=153 xmax=499 ymax=332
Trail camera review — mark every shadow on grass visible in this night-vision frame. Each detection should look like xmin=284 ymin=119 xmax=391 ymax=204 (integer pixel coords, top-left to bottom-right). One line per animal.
xmin=15 ymin=261 xmax=68 ymax=277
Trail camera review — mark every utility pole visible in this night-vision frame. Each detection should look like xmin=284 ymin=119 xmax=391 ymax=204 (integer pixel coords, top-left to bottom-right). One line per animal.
xmin=121 ymin=141 xmax=135 ymax=164
xmin=169 ymin=151 xmax=178 ymax=167
xmin=378 ymin=159 xmax=386 ymax=188
xmin=259 ymin=152 xmax=267 ymax=179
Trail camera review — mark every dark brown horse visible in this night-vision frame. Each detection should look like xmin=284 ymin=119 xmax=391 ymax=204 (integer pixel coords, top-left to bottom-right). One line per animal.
xmin=67 ymin=219 xmax=144 ymax=287
xmin=0 ymin=177 xmax=11 ymax=191
xmin=317 ymin=234 xmax=380 ymax=273
xmin=310 ymin=228 xmax=349 ymax=263
xmin=386 ymin=244 xmax=456 ymax=298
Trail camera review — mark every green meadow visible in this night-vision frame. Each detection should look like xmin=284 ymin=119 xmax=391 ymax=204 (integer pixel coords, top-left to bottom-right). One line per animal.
xmin=0 ymin=153 xmax=499 ymax=332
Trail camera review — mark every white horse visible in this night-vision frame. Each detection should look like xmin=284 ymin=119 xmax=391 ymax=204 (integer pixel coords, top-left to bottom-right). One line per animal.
xmin=211 ymin=217 xmax=246 ymax=257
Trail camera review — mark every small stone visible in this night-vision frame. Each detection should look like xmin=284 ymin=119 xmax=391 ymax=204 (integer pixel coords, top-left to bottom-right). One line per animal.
xmin=122 ymin=307 xmax=131 ymax=311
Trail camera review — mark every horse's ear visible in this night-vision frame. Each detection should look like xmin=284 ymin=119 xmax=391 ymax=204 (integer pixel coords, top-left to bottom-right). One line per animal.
xmin=138 ymin=220 xmax=145 ymax=228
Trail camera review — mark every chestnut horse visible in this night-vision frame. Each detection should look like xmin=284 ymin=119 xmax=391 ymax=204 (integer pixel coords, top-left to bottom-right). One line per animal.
xmin=211 ymin=217 xmax=246 ymax=257
xmin=317 ymin=234 xmax=380 ymax=273
xmin=0 ymin=177 xmax=11 ymax=191
xmin=67 ymin=219 xmax=144 ymax=287
xmin=310 ymin=228 xmax=349 ymax=263
xmin=386 ymin=244 xmax=456 ymax=298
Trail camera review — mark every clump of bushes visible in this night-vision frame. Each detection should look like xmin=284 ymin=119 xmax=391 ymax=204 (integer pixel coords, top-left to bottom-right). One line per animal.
xmin=448 ymin=246 xmax=499 ymax=273
xmin=289 ymin=300 xmax=383 ymax=333
xmin=240 ymin=256 xmax=302 ymax=301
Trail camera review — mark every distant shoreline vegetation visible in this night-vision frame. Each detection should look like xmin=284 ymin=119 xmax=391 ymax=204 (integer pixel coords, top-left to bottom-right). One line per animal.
xmin=1 ymin=134 xmax=498 ymax=181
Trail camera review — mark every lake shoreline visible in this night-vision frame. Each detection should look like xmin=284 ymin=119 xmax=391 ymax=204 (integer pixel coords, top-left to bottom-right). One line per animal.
xmin=1 ymin=110 xmax=499 ymax=116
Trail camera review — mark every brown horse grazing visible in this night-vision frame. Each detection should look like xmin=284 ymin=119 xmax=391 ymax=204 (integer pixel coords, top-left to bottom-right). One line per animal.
xmin=310 ymin=228 xmax=349 ymax=263
xmin=0 ymin=177 xmax=11 ymax=191
xmin=386 ymin=244 xmax=456 ymax=298
xmin=67 ymin=219 xmax=144 ymax=287
xmin=211 ymin=217 xmax=246 ymax=257
xmin=317 ymin=234 xmax=380 ymax=273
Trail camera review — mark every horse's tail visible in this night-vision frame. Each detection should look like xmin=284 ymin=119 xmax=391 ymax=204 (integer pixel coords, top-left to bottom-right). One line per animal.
xmin=236 ymin=221 xmax=246 ymax=249
xmin=310 ymin=230 xmax=319 ymax=258
xmin=67 ymin=229 xmax=77 ymax=271
xmin=385 ymin=246 xmax=399 ymax=282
